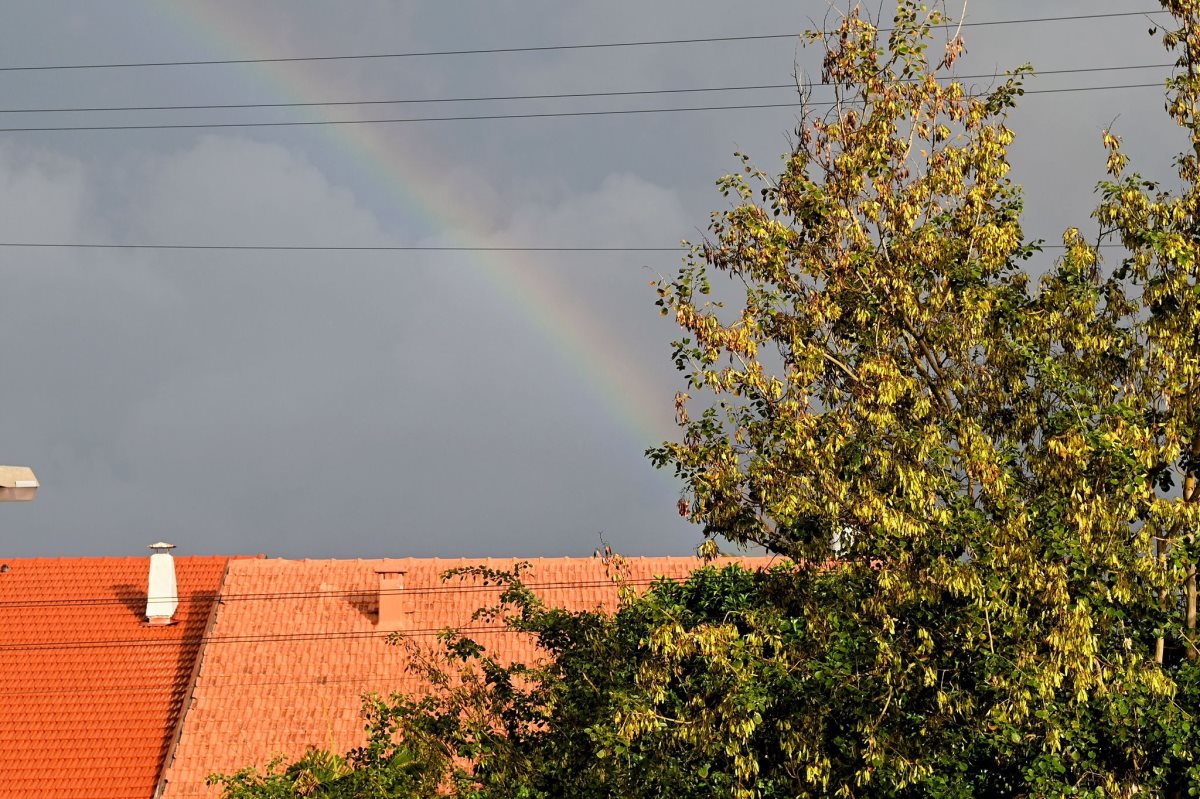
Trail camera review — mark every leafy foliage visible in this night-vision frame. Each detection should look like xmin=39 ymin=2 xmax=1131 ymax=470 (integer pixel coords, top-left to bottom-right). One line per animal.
xmin=208 ymin=697 xmax=447 ymax=798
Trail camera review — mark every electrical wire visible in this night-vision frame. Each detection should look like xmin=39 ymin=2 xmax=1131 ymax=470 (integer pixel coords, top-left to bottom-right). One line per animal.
xmin=0 ymin=101 xmax=808 ymax=132
xmin=0 ymin=577 xmax=669 ymax=609
xmin=0 ymin=241 xmax=1133 ymax=254
xmin=0 ymin=10 xmax=1167 ymax=73
xmin=1 ymin=653 xmax=574 ymax=696
xmin=0 ymin=570 xmax=762 ymax=651
xmin=0 ymin=81 xmax=1165 ymax=133
xmin=0 ymin=671 xmax=427 ymax=698
xmin=0 ymin=63 xmax=1170 ymax=115
xmin=0 ymin=624 xmax=516 ymax=653
xmin=0 ymin=242 xmax=684 ymax=252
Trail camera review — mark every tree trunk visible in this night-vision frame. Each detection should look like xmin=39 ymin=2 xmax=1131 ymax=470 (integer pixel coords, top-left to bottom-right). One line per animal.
xmin=1187 ymin=567 xmax=1197 ymax=661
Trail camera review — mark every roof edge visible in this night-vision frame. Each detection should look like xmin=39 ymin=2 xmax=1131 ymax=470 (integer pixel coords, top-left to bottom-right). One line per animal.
xmin=153 ymin=557 xmax=234 ymax=799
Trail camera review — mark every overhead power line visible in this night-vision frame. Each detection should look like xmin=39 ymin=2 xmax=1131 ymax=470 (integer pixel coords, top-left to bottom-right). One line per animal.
xmin=0 ymin=569 xmax=759 ymax=650
xmin=0 ymin=82 xmax=1166 ymax=133
xmin=0 ymin=101 xmax=814 ymax=131
xmin=0 ymin=672 xmax=428 ymax=698
xmin=0 ymin=241 xmax=1130 ymax=254
xmin=0 ymin=624 xmax=516 ymax=653
xmin=0 ymin=242 xmax=684 ymax=252
xmin=0 ymin=574 xmax=711 ymax=650
xmin=0 ymin=10 xmax=1165 ymax=73
xmin=0 ymin=63 xmax=1170 ymax=115
xmin=0 ymin=576 xmax=669 ymax=609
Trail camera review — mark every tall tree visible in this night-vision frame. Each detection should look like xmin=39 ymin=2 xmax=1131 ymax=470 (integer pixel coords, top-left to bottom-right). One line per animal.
xmin=650 ymin=0 xmax=1200 ymax=793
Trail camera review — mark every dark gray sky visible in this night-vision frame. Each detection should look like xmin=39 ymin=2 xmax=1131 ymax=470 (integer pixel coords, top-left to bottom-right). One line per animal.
xmin=0 ymin=1 xmax=1179 ymax=557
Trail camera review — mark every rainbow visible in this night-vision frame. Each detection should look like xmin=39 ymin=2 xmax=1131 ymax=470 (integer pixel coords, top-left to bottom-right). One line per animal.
xmin=134 ymin=4 xmax=681 ymax=458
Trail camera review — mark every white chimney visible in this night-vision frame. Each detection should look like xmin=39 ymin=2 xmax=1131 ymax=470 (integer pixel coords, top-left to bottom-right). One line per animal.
xmin=146 ymin=542 xmax=178 ymax=625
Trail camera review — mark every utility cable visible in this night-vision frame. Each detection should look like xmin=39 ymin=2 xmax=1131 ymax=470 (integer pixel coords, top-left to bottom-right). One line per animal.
xmin=0 ymin=81 xmax=1165 ymax=133
xmin=0 ymin=242 xmax=684 ymax=252
xmin=0 ymin=63 xmax=1170 ymax=115
xmin=0 ymin=10 xmax=1167 ymax=73
xmin=0 ymin=624 xmax=521 ymax=653
xmin=0 ymin=576 xmax=671 ymax=609
xmin=0 ymin=241 xmax=1135 ymax=254
xmin=0 ymin=672 xmax=426 ymax=698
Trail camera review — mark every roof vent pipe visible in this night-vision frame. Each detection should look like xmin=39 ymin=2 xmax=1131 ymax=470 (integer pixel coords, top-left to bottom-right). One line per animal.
xmin=146 ymin=542 xmax=178 ymax=625
xmin=375 ymin=568 xmax=407 ymax=631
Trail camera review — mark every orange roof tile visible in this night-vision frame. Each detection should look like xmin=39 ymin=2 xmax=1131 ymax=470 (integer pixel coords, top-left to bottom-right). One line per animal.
xmin=160 ymin=556 xmax=774 ymax=798
xmin=0 ymin=556 xmax=232 ymax=799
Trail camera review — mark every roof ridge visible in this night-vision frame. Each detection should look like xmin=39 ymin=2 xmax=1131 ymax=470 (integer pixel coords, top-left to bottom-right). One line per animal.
xmin=153 ymin=558 xmax=234 ymax=799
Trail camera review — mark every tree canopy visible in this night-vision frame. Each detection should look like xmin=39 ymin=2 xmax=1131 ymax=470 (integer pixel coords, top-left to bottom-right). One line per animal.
xmin=212 ymin=2 xmax=1200 ymax=796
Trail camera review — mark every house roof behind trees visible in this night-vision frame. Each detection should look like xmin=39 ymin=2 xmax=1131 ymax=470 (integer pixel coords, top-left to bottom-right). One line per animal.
xmin=158 ymin=556 xmax=774 ymax=799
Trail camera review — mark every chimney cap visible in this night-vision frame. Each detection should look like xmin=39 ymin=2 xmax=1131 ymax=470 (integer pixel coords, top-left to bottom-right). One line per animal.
xmin=148 ymin=542 xmax=176 ymax=552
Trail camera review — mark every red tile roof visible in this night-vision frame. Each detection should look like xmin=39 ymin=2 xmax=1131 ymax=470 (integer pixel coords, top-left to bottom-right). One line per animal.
xmin=159 ymin=556 xmax=773 ymax=798
xmin=0 ymin=556 xmax=232 ymax=799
